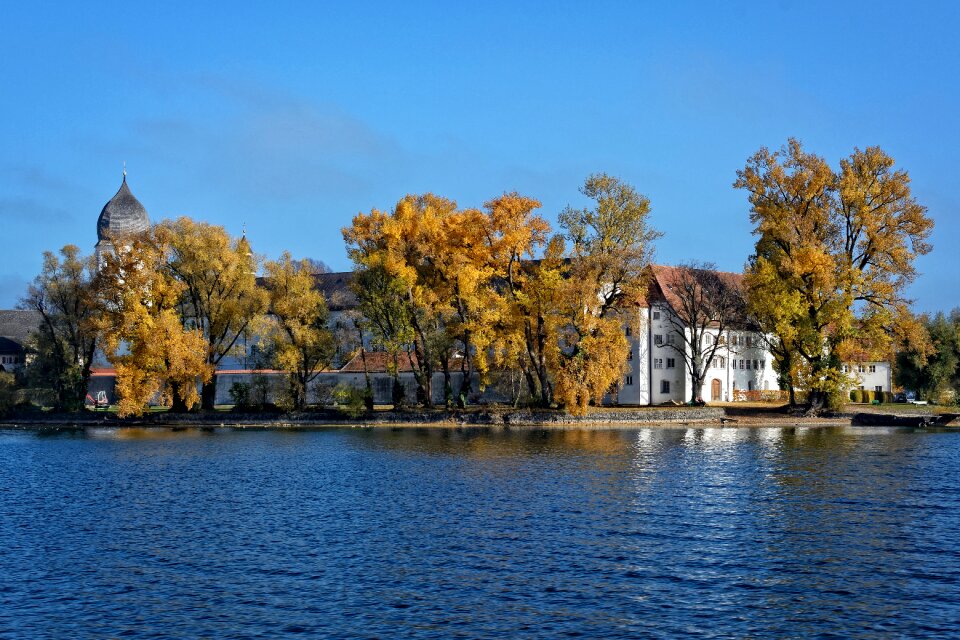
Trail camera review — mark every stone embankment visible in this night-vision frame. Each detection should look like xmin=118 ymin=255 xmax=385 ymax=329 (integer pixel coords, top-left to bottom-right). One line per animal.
xmin=0 ymin=406 xmax=725 ymax=430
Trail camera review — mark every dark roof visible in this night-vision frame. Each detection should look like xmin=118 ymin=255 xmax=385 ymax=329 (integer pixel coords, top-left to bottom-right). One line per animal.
xmin=0 ymin=336 xmax=24 ymax=354
xmin=257 ymin=271 xmax=358 ymax=311
xmin=648 ymin=265 xmax=753 ymax=329
xmin=0 ymin=309 xmax=41 ymax=346
xmin=313 ymin=271 xmax=356 ymax=310
xmin=97 ymin=175 xmax=150 ymax=243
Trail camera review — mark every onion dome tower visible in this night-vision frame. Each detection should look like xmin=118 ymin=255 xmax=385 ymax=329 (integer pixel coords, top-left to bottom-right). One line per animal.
xmin=95 ymin=166 xmax=150 ymax=263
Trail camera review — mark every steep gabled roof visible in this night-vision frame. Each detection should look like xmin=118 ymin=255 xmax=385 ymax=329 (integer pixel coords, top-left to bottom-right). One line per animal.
xmin=0 ymin=336 xmax=24 ymax=354
xmin=0 ymin=309 xmax=42 ymax=346
xmin=647 ymin=265 xmax=751 ymax=328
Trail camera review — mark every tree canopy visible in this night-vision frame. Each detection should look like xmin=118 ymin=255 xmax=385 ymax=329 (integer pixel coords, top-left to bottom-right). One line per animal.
xmin=736 ymin=139 xmax=933 ymax=411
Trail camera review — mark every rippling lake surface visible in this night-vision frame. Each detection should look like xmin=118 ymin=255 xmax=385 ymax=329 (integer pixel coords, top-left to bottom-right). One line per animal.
xmin=2 ymin=425 xmax=960 ymax=638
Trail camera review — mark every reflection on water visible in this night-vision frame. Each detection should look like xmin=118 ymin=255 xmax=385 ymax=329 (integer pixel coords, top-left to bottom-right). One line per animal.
xmin=1 ymin=425 xmax=958 ymax=638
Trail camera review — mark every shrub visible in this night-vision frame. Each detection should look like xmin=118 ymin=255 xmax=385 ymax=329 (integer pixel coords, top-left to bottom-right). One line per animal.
xmin=228 ymin=381 xmax=251 ymax=408
xmin=332 ymin=383 xmax=369 ymax=418
xmin=851 ymin=389 xmax=863 ymax=403
xmin=826 ymin=390 xmax=847 ymax=411
xmin=0 ymin=373 xmax=15 ymax=417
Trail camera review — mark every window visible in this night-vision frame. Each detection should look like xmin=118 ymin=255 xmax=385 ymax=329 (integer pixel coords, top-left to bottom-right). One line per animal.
xmin=841 ymin=365 xmax=848 ymax=373
xmin=730 ymin=334 xmax=739 ymax=346
xmin=666 ymin=358 xmax=675 ymax=369
xmin=869 ymin=365 xmax=876 ymax=373
xmin=858 ymin=385 xmax=865 ymax=391
xmin=857 ymin=365 xmax=866 ymax=373
xmin=719 ymin=357 xmax=726 ymax=368
xmin=652 ymin=310 xmax=661 ymax=320
xmin=627 ymin=350 xmax=633 ymax=361
xmin=748 ymin=380 xmax=754 ymax=391
xmin=626 ymin=375 xmax=633 ymax=386
xmin=666 ymin=334 xmax=675 ymax=345
xmin=759 ymin=359 xmax=765 ymax=370
xmin=746 ymin=335 xmax=753 ymax=348
xmin=875 ymin=385 xmax=882 ymax=393
xmin=654 ymin=358 xmax=663 ymax=369
xmin=654 ymin=334 xmax=663 ymax=346
xmin=704 ymin=334 xmax=714 ymax=346
xmin=660 ymin=380 xmax=670 ymax=393
xmin=739 ymin=359 xmax=745 ymax=369
xmin=625 ymin=326 xmax=632 ymax=337
xmin=753 ymin=360 xmax=758 ymax=370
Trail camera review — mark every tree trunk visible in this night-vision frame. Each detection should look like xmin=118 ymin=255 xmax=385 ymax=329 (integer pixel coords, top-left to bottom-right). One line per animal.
xmin=201 ymin=375 xmax=217 ymax=411
xmin=290 ymin=374 xmax=306 ymax=411
xmin=523 ymin=369 xmax=538 ymax=406
xmin=690 ymin=373 xmax=703 ymax=404
xmin=392 ymin=375 xmax=405 ymax=408
xmin=169 ymin=381 xmax=190 ymax=413
xmin=805 ymin=390 xmax=828 ymax=415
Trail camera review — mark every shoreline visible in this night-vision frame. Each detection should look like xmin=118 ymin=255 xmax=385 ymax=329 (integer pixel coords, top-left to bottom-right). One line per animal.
xmin=0 ymin=405 xmax=859 ymax=431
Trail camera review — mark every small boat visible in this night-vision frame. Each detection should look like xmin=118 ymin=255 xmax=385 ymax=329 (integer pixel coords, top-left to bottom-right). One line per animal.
xmin=852 ymin=413 xmax=959 ymax=427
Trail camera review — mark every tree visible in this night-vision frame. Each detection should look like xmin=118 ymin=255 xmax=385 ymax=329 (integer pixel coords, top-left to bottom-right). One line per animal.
xmin=896 ymin=310 xmax=959 ymax=403
xmin=156 ymin=218 xmax=267 ymax=410
xmin=344 ymin=194 xmax=465 ymax=407
xmin=20 ymin=245 xmax=99 ymax=411
xmin=654 ymin=263 xmax=745 ymax=403
xmin=483 ymin=193 xmax=555 ymax=406
xmin=553 ymin=174 xmax=661 ymax=415
xmin=262 ymin=253 xmax=336 ymax=411
xmin=351 ymin=265 xmax=416 ymax=407
xmin=736 ymin=139 xmax=933 ymax=412
xmin=94 ymin=231 xmax=211 ymax=417
xmin=558 ymin=173 xmax=662 ymax=315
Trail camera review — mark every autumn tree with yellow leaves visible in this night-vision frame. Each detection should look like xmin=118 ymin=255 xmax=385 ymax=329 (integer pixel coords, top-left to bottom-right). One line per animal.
xmin=736 ymin=139 xmax=934 ymax=412
xmin=156 ymin=218 xmax=266 ymax=410
xmin=344 ymin=194 xmax=499 ymax=407
xmin=262 ymin=253 xmax=336 ymax=411
xmin=344 ymin=176 xmax=659 ymax=415
xmin=482 ymin=192 xmax=556 ymax=406
xmin=94 ymin=230 xmax=211 ymax=417
xmin=552 ymin=174 xmax=662 ymax=415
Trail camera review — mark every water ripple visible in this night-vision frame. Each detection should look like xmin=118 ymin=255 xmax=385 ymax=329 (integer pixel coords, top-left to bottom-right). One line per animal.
xmin=1 ymin=426 xmax=959 ymax=638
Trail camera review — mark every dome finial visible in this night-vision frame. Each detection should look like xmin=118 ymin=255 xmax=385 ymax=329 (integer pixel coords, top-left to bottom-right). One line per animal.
xmin=122 ymin=161 xmax=127 ymax=178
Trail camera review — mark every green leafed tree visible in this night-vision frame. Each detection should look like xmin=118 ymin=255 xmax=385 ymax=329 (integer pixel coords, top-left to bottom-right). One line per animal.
xmin=20 ymin=245 xmax=99 ymax=411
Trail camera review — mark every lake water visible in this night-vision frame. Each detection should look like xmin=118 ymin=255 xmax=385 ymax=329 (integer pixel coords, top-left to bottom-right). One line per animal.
xmin=1 ymin=425 xmax=959 ymax=638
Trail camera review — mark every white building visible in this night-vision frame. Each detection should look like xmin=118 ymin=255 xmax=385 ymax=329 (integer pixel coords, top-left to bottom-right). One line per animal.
xmin=842 ymin=362 xmax=892 ymax=393
xmin=612 ymin=266 xmax=778 ymax=405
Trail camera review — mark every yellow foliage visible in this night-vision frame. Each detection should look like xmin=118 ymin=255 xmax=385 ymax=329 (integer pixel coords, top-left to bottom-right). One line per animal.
xmin=737 ymin=139 xmax=934 ymax=407
xmin=263 ymin=253 xmax=335 ymax=410
xmin=95 ymin=229 xmax=212 ymax=417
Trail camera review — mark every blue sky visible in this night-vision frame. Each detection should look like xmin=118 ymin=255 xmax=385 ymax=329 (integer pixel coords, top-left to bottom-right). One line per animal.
xmin=1 ymin=1 xmax=957 ymax=311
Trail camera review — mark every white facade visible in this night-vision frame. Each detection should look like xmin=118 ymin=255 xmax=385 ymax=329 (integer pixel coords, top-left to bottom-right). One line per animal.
xmin=610 ymin=302 xmax=778 ymax=405
xmin=842 ymin=362 xmax=892 ymax=393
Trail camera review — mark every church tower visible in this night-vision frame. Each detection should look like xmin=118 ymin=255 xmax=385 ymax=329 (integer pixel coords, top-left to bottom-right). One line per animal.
xmin=95 ymin=168 xmax=150 ymax=264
